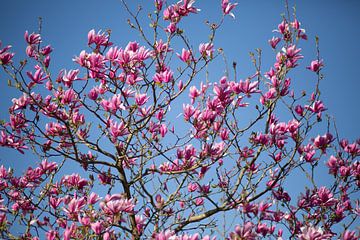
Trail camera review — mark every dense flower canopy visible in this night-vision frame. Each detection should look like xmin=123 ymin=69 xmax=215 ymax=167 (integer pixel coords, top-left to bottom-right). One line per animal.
xmin=0 ymin=0 xmax=359 ymax=239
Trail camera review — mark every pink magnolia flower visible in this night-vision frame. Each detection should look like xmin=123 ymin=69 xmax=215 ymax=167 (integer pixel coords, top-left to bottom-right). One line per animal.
xmin=39 ymin=159 xmax=57 ymax=174
xmin=87 ymin=29 xmax=112 ymax=48
xmin=62 ymin=197 xmax=87 ymax=219
xmin=153 ymin=69 xmax=174 ymax=84
xmin=46 ymin=230 xmax=59 ymax=240
xmin=154 ymin=39 xmax=172 ymax=56
xmin=181 ymin=0 xmax=200 ymax=14
xmin=135 ymin=215 xmax=146 ymax=233
xmin=177 ymin=48 xmax=192 ymax=63
xmin=163 ymin=0 xmax=200 ymax=24
xmin=188 ymin=182 xmax=198 ymax=192
xmin=213 ymin=82 xmax=232 ymax=105
xmin=326 ymin=155 xmax=341 ymax=175
xmin=220 ymin=128 xmax=229 ymax=140
xmin=228 ymin=222 xmax=258 ymax=240
xmin=62 ymin=69 xmax=80 ymax=87
xmin=195 ymin=197 xmax=204 ymax=206
xmin=268 ymin=37 xmax=281 ymax=49
xmin=27 ymin=65 xmax=49 ymax=87
xmin=61 ymin=88 xmax=78 ymax=105
xmin=342 ymin=230 xmax=358 ymax=240
xmin=342 ymin=140 xmax=359 ymax=155
xmin=0 ymin=130 xmax=28 ymax=153
xmin=11 ymin=93 xmax=29 ymax=111
xmin=24 ymin=31 xmax=41 ymax=45
xmin=88 ymin=87 xmax=99 ymax=100
xmin=61 ymin=173 xmax=88 ymax=190
xmin=233 ymin=79 xmax=260 ymax=96
xmin=315 ymin=186 xmax=338 ymax=207
xmin=0 ymin=42 xmax=15 ymax=65
xmin=135 ymin=93 xmax=149 ymax=106
xmin=155 ymin=0 xmax=164 ymax=11
xmin=73 ymin=50 xmax=87 ymax=66
xmin=221 ymin=0 xmax=238 ymax=18
xmin=339 ymin=165 xmax=351 ymax=177
xmin=156 ymin=109 xmax=165 ymax=121
xmin=199 ymin=42 xmax=214 ymax=58
xmin=313 ymin=133 xmax=333 ymax=153
xmin=41 ymin=44 xmax=53 ymax=55
xmin=98 ymin=171 xmax=112 ymax=185
xmin=166 ymin=22 xmax=177 ymax=34
xmin=45 ymin=122 xmax=67 ymax=136
xmin=100 ymin=194 xmax=135 ymax=215
xmin=305 ymin=100 xmax=327 ymax=119
xmin=189 ymin=86 xmax=201 ymax=103
xmin=256 ymin=222 xmax=275 ymax=237
xmin=101 ymin=94 xmax=125 ymax=113
xmin=297 ymin=226 xmax=333 ymax=240
xmin=8 ymin=112 xmax=27 ymax=132
xmin=307 ymin=59 xmax=324 ymax=72
xmin=49 ymin=197 xmax=62 ymax=210
xmin=88 ymin=192 xmax=101 ymax=205
xmin=138 ymin=106 xmax=152 ymax=117
xmin=125 ymin=73 xmax=143 ymax=85
xmin=108 ymin=119 xmax=128 ymax=140
xmin=103 ymin=232 xmax=113 ymax=240
xmin=72 ymin=110 xmax=85 ymax=126
xmin=91 ymin=221 xmax=103 ymax=235
xmin=178 ymin=79 xmax=184 ymax=91
xmin=251 ymin=132 xmax=270 ymax=146
xmin=154 ymin=230 xmax=175 ymax=240
xmin=106 ymin=46 xmax=122 ymax=62
xmin=159 ymin=123 xmax=168 ymax=137
xmin=277 ymin=20 xmax=288 ymax=35
xmin=295 ymin=105 xmax=304 ymax=116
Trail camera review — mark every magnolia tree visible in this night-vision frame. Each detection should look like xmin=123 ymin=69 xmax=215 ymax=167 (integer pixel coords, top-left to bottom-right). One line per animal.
xmin=0 ymin=0 xmax=359 ymax=239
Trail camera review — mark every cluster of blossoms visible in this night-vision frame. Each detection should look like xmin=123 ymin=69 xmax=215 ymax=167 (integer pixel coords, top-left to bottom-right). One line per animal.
xmin=161 ymin=0 xmax=200 ymax=33
xmin=0 ymin=0 xmax=358 ymax=239
xmin=0 ymin=160 xmax=141 ymax=239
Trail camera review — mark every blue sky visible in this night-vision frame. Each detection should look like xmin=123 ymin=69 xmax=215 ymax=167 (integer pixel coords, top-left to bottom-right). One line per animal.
xmin=0 ymin=0 xmax=359 ymax=237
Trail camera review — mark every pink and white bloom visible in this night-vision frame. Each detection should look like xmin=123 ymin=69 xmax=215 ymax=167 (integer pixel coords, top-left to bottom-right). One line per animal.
xmin=135 ymin=93 xmax=149 ymax=106
xmin=100 ymin=194 xmax=135 ymax=215
xmin=177 ymin=48 xmax=192 ymax=63
xmin=108 ymin=119 xmax=128 ymax=140
xmin=90 ymin=221 xmax=103 ymax=235
xmin=307 ymin=59 xmax=324 ymax=72
xmin=24 ymin=31 xmax=41 ymax=45
xmin=199 ymin=43 xmax=214 ymax=58
xmin=268 ymin=37 xmax=281 ymax=49
xmin=0 ymin=42 xmax=15 ymax=65
xmin=221 ymin=0 xmax=238 ymax=18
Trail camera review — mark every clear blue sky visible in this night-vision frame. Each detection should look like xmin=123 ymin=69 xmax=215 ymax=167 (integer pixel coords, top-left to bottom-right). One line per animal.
xmin=0 ymin=0 xmax=359 ymax=236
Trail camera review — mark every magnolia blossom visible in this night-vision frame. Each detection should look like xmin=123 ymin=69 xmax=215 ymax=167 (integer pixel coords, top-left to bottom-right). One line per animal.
xmin=27 ymin=65 xmax=49 ymax=87
xmin=221 ymin=0 xmax=238 ymax=18
xmin=24 ymin=31 xmax=41 ymax=45
xmin=177 ymin=48 xmax=192 ymax=63
xmin=307 ymin=59 xmax=324 ymax=72
xmin=100 ymin=194 xmax=135 ymax=215
xmin=199 ymin=42 xmax=214 ymax=58
xmin=62 ymin=69 xmax=80 ymax=87
xmin=0 ymin=42 xmax=15 ymax=65
xmin=87 ymin=29 xmax=112 ymax=48
xmin=297 ymin=226 xmax=333 ymax=240
xmin=268 ymin=36 xmax=281 ymax=48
